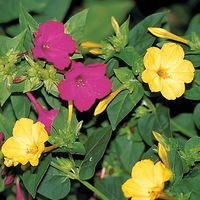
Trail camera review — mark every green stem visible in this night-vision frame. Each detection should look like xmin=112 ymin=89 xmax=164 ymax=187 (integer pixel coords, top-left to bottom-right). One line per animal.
xmin=142 ymin=95 xmax=156 ymax=111
xmin=50 ymin=161 xmax=109 ymax=200
xmin=78 ymin=179 xmax=109 ymax=200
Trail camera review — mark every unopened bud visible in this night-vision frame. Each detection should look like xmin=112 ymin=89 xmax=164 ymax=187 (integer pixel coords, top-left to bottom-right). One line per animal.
xmin=13 ymin=76 xmax=26 ymax=83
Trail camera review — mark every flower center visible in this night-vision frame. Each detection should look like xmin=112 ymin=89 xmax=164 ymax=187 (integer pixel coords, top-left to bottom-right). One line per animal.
xmin=157 ymin=70 xmax=170 ymax=79
xmin=26 ymin=145 xmax=38 ymax=154
xmin=76 ymin=75 xmax=85 ymax=87
xmin=42 ymin=44 xmax=50 ymax=52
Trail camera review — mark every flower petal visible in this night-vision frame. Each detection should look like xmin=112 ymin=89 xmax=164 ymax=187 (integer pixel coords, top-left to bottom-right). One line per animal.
xmin=168 ymin=60 xmax=195 ymax=83
xmin=161 ymin=79 xmax=185 ymax=100
xmin=160 ymin=43 xmax=184 ymax=70
xmin=143 ymin=47 xmax=161 ymax=71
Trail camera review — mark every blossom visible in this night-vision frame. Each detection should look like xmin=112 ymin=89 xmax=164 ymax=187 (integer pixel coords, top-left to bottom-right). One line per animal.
xmin=148 ymin=27 xmax=189 ymax=45
xmin=142 ymin=42 xmax=195 ymax=100
xmin=58 ymin=61 xmax=112 ymax=112
xmin=32 ymin=20 xmax=76 ymax=70
xmin=122 ymin=159 xmax=172 ymax=200
xmin=26 ymin=92 xmax=59 ymax=134
xmin=1 ymin=118 xmax=49 ymax=167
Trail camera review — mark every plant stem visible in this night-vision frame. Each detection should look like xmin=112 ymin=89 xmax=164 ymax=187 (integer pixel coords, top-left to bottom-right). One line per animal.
xmin=78 ymin=179 xmax=109 ymax=200
xmin=50 ymin=161 xmax=109 ymax=200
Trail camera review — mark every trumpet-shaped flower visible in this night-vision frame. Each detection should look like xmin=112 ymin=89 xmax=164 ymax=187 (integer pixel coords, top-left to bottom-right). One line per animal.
xmin=122 ymin=159 xmax=172 ymax=200
xmin=142 ymin=42 xmax=195 ymax=100
xmin=58 ymin=61 xmax=112 ymax=112
xmin=26 ymin=92 xmax=59 ymax=135
xmin=1 ymin=118 xmax=49 ymax=167
xmin=148 ymin=27 xmax=189 ymax=45
xmin=32 ymin=20 xmax=76 ymax=70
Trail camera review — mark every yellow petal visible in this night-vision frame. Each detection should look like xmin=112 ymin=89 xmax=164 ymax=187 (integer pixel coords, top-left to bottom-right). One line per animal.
xmin=160 ymin=43 xmax=184 ymax=70
xmin=13 ymin=118 xmax=34 ymax=146
xmin=143 ymin=47 xmax=161 ymax=70
xmin=161 ymin=79 xmax=185 ymax=100
xmin=158 ymin=143 xmax=169 ymax=168
xmin=168 ymin=60 xmax=195 ymax=83
xmin=122 ymin=178 xmax=150 ymax=199
xmin=148 ymin=27 xmax=189 ymax=44
xmin=142 ymin=70 xmax=161 ymax=92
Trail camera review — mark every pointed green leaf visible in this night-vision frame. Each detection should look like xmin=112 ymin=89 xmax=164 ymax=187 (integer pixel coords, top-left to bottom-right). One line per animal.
xmin=11 ymin=94 xmax=31 ymax=119
xmin=22 ymin=154 xmax=51 ymax=198
xmin=128 ymin=11 xmax=169 ymax=54
xmin=19 ymin=5 xmax=38 ymax=50
xmin=79 ymin=126 xmax=112 ymax=180
xmin=65 ymin=9 xmax=89 ymax=44
xmin=37 ymin=165 xmax=71 ymax=199
xmin=107 ymin=90 xmax=134 ymax=130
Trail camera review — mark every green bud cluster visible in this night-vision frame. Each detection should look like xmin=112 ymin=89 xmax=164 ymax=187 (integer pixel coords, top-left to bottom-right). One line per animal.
xmin=0 ymin=49 xmax=19 ymax=88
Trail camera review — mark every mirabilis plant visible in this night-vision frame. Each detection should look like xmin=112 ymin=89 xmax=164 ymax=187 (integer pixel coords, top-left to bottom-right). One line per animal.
xmin=1 ymin=3 xmax=200 ymax=200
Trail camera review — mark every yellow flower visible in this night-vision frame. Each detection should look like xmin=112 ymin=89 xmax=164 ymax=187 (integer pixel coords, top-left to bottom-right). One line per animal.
xmin=122 ymin=159 xmax=172 ymax=200
xmin=148 ymin=27 xmax=189 ymax=45
xmin=2 ymin=118 xmax=49 ymax=167
xmin=142 ymin=42 xmax=195 ymax=100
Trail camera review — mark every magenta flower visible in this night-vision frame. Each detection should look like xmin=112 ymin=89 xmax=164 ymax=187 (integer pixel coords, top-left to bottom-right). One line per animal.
xmin=16 ymin=179 xmax=25 ymax=200
xmin=58 ymin=61 xmax=112 ymax=112
xmin=32 ymin=20 xmax=76 ymax=70
xmin=26 ymin=92 xmax=59 ymax=134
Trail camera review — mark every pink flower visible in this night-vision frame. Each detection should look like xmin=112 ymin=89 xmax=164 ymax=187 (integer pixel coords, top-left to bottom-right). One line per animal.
xmin=16 ymin=179 xmax=25 ymax=200
xmin=26 ymin=92 xmax=59 ymax=134
xmin=32 ymin=20 xmax=76 ymax=70
xmin=58 ymin=61 xmax=112 ymax=112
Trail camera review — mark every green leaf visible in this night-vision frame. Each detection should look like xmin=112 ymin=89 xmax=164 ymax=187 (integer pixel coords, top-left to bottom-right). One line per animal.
xmin=22 ymin=154 xmax=51 ymax=198
xmin=184 ymin=70 xmax=200 ymax=100
xmin=0 ymin=0 xmax=50 ymax=23
xmin=116 ymin=134 xmax=145 ymax=172
xmin=79 ymin=126 xmax=112 ymax=180
xmin=193 ymin=103 xmax=200 ymax=129
xmin=0 ymin=82 xmax=11 ymax=106
xmin=107 ymin=90 xmax=135 ymax=130
xmin=167 ymin=138 xmax=184 ymax=183
xmin=33 ymin=0 xmax=72 ymax=23
xmin=37 ymin=165 xmax=71 ymax=200
xmin=138 ymin=103 xmax=171 ymax=145
xmin=41 ymin=88 xmax=61 ymax=109
xmin=11 ymin=94 xmax=31 ymax=119
xmin=82 ymin=1 xmax=134 ymax=42
xmin=185 ymin=14 xmax=200 ymax=39
xmin=114 ymin=67 xmax=133 ymax=84
xmin=65 ymin=9 xmax=89 ymax=44
xmin=95 ymin=177 xmax=127 ymax=200
xmin=0 ymin=30 xmax=26 ymax=54
xmin=115 ymin=46 xmax=144 ymax=75
xmin=19 ymin=5 xmax=38 ymax=50
xmin=171 ymin=113 xmax=197 ymax=138
xmin=0 ymin=113 xmax=14 ymax=139
xmin=128 ymin=10 xmax=169 ymax=54
xmin=106 ymin=58 xmax=119 ymax=78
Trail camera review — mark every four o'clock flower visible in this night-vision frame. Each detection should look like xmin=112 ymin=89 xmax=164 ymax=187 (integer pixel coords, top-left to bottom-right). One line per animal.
xmin=58 ymin=61 xmax=112 ymax=112
xmin=26 ymin=92 xmax=59 ymax=135
xmin=32 ymin=20 xmax=76 ymax=70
